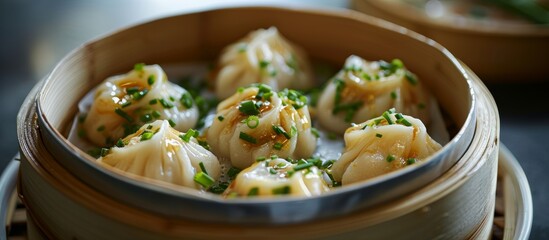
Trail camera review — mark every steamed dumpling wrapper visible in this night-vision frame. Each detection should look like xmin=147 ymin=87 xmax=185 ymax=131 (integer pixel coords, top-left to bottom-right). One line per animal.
xmin=317 ymin=55 xmax=431 ymax=134
xmin=82 ymin=64 xmax=198 ymax=146
xmin=211 ymin=27 xmax=314 ymax=100
xmin=206 ymin=84 xmax=317 ymax=169
xmin=332 ymin=110 xmax=442 ymax=185
xmin=226 ymin=158 xmax=329 ymax=197
xmin=98 ymin=120 xmax=221 ymax=189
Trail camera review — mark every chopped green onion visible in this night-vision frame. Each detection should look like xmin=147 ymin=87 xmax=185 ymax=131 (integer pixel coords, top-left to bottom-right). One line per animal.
xmin=227 ymin=167 xmax=241 ymax=179
xmin=272 ymin=125 xmax=291 ymax=139
xmin=140 ymin=131 xmax=154 ymax=141
xmin=397 ymin=117 xmax=413 ymax=127
xmin=115 ymin=139 xmax=125 ymax=148
xmin=246 ymin=115 xmax=260 ymax=129
xmin=407 ymin=158 xmax=417 ymax=165
xmin=149 ymin=99 xmax=157 ymax=105
xmin=147 ymin=75 xmax=155 ymax=85
xmin=121 ymin=101 xmax=132 ymax=108
xmin=386 ymin=154 xmax=395 ymax=163
xmin=321 ymin=160 xmax=335 ymax=169
xmin=168 ymin=119 xmax=176 ymax=127
xmin=294 ymin=162 xmax=314 ymax=171
xmin=405 ymin=71 xmax=418 ymax=85
xmin=151 ymin=110 xmax=161 ymax=118
xmin=391 ymin=59 xmax=404 ymax=68
xmin=290 ymin=126 xmax=298 ymax=138
xmin=238 ymin=100 xmax=260 ymax=115
xmin=197 ymin=139 xmax=210 ymax=150
xmin=180 ymin=92 xmax=193 ymax=108
xmin=376 ymin=133 xmax=383 ymax=138
xmin=115 ymin=108 xmax=133 ymax=122
xmin=390 ymin=91 xmax=397 ymax=99
xmin=239 ymin=132 xmax=257 ymax=144
xmin=237 ymin=87 xmax=245 ymax=93
xmin=180 ymin=129 xmax=197 ymax=142
xmin=269 ymin=168 xmax=277 ymax=174
xmin=273 ymin=142 xmax=283 ymax=150
xmin=96 ymin=125 xmax=105 ymax=132
xmin=382 ymin=111 xmax=394 ymax=125
xmin=272 ymin=185 xmax=291 ymax=195
xmin=159 ymin=98 xmax=174 ymax=108
xmin=256 ymin=156 xmax=266 ymax=162
xmin=259 ymin=60 xmax=270 ymax=68
xmin=311 ymin=127 xmax=320 ymax=138
xmin=199 ymin=162 xmax=208 ymax=175
xmin=395 ymin=113 xmax=404 ymax=120
xmin=269 ymin=70 xmax=277 ymax=77
xmin=248 ymin=187 xmax=259 ymax=196
xmin=100 ymin=148 xmax=110 ymax=157
xmin=134 ymin=63 xmax=145 ymax=71
xmin=194 ymin=172 xmax=215 ymax=189
xmin=362 ymin=73 xmax=372 ymax=81
xmin=333 ymin=78 xmax=345 ymax=105
xmin=140 ymin=114 xmax=153 ymax=123
xmin=270 ymin=154 xmax=278 ymax=160
xmin=132 ymin=89 xmax=148 ymax=100
xmin=146 ymin=125 xmax=153 ymax=130
xmin=217 ymin=115 xmax=224 ymax=121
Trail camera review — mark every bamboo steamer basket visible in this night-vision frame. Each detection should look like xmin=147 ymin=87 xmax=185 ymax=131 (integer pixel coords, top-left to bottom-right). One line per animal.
xmin=17 ymin=6 xmax=498 ymax=239
xmin=351 ymin=0 xmax=549 ymax=82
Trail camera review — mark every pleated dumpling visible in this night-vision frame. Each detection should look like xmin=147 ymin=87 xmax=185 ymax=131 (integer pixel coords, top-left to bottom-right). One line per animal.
xmin=211 ymin=27 xmax=314 ymax=100
xmin=317 ymin=55 xmax=431 ymax=134
xmin=225 ymin=158 xmax=329 ymax=197
xmin=331 ymin=110 xmax=442 ymax=185
xmin=82 ymin=64 xmax=198 ymax=146
xmin=98 ymin=120 xmax=221 ymax=190
xmin=206 ymin=84 xmax=317 ymax=169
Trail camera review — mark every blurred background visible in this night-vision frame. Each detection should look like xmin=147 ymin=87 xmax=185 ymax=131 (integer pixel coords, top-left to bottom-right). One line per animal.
xmin=0 ymin=0 xmax=547 ymax=239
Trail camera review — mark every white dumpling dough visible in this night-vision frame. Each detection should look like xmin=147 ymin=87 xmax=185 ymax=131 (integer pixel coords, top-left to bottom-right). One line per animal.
xmin=227 ymin=158 xmax=329 ymax=197
xmin=212 ymin=27 xmax=314 ymax=100
xmin=98 ymin=120 xmax=220 ymax=189
xmin=206 ymin=85 xmax=317 ymax=169
xmin=317 ymin=55 xmax=431 ymax=134
xmin=82 ymin=64 xmax=198 ymax=146
xmin=331 ymin=111 xmax=442 ymax=185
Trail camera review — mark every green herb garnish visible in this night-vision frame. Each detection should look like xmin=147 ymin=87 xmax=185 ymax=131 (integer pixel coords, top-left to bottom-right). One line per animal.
xmin=239 ymin=132 xmax=257 ymax=144
xmin=194 ymin=172 xmax=215 ymax=189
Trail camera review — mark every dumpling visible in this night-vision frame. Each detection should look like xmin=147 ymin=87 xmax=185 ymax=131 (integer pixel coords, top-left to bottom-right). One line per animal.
xmin=82 ymin=64 xmax=198 ymax=146
xmin=98 ymin=120 xmax=221 ymax=190
xmin=317 ymin=55 xmax=431 ymax=134
xmin=211 ymin=27 xmax=314 ymax=100
xmin=331 ymin=110 xmax=442 ymax=185
xmin=206 ymin=84 xmax=317 ymax=169
xmin=225 ymin=157 xmax=329 ymax=197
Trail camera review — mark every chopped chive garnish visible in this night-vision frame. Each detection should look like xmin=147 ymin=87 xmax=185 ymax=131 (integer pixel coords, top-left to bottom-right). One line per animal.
xmin=388 ymin=108 xmax=396 ymax=113
xmin=199 ymin=162 xmax=208 ymax=175
xmin=269 ymin=168 xmax=277 ymax=174
xmin=238 ymin=100 xmax=260 ymax=115
xmin=115 ymin=139 xmax=125 ymax=148
xmin=321 ymin=160 xmax=335 ymax=169
xmin=227 ymin=167 xmax=241 ymax=179
xmin=149 ymin=99 xmax=157 ymax=105
xmin=96 ymin=125 xmax=105 ymax=132
xmin=151 ymin=110 xmax=161 ymax=118
xmin=126 ymin=87 xmax=139 ymax=95
xmin=194 ymin=172 xmax=215 ymax=189
xmin=405 ymin=71 xmax=418 ymax=85
xmin=362 ymin=73 xmax=372 ymax=81
xmin=217 ymin=115 xmax=224 ymax=121
xmin=376 ymin=133 xmax=383 ymax=138
xmin=333 ymin=78 xmax=345 ymax=105
xmin=386 ymin=154 xmax=395 ymax=163
xmin=311 ymin=127 xmax=320 ymax=138
xmin=273 ymin=142 xmax=283 ymax=150
xmin=197 ymin=139 xmax=210 ymax=150
xmin=269 ymin=70 xmax=277 ymax=77
xmin=121 ymin=101 xmax=132 ymax=108
xmin=180 ymin=129 xmax=197 ymax=142
xmin=140 ymin=114 xmax=152 ymax=123
xmin=397 ymin=117 xmax=413 ymax=127
xmin=159 ymin=98 xmax=174 ymax=108
xmin=134 ymin=63 xmax=145 ymax=71
xmin=248 ymin=187 xmax=259 ymax=196
xmin=239 ymin=132 xmax=257 ymax=144
xmin=259 ymin=60 xmax=270 ymax=68
xmin=180 ymin=92 xmax=193 ymax=108
xmin=391 ymin=59 xmax=404 ymax=68
xmin=237 ymin=87 xmax=245 ymax=93
xmin=395 ymin=113 xmax=404 ymax=120
xmin=294 ymin=162 xmax=314 ymax=171
xmin=146 ymin=125 xmax=153 ymax=130
xmin=132 ymin=89 xmax=148 ymax=100
xmin=168 ymin=119 xmax=176 ymax=127
xmin=246 ymin=115 xmax=260 ymax=129
xmin=270 ymin=155 xmax=278 ymax=160
xmin=390 ymin=91 xmax=397 ymax=99
xmin=147 ymin=75 xmax=155 ymax=85
xmin=115 ymin=108 xmax=133 ymax=122
xmin=272 ymin=185 xmax=291 ymax=195
xmin=290 ymin=126 xmax=298 ymax=138
xmin=100 ymin=148 xmax=110 ymax=157
xmin=140 ymin=131 xmax=154 ymax=141
xmin=256 ymin=156 xmax=266 ymax=162
xmin=272 ymin=125 xmax=291 ymax=139
xmin=382 ymin=111 xmax=394 ymax=125
xmin=407 ymin=158 xmax=417 ymax=165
